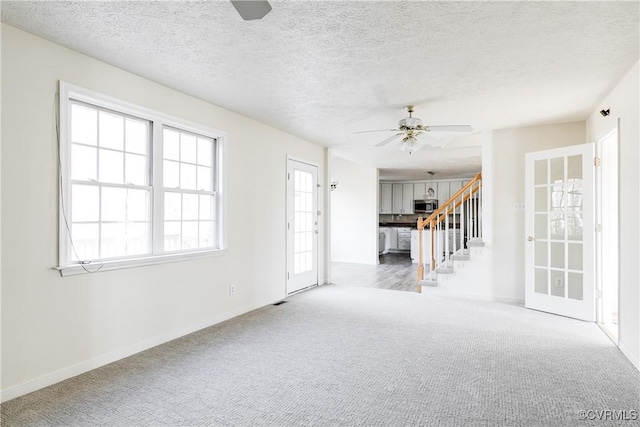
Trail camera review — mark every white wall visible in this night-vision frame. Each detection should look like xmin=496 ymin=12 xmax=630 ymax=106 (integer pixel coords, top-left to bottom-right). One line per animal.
xmin=329 ymin=154 xmax=378 ymax=265
xmin=489 ymin=121 xmax=586 ymax=301
xmin=1 ymin=25 xmax=326 ymax=399
xmin=586 ymin=61 xmax=639 ymax=369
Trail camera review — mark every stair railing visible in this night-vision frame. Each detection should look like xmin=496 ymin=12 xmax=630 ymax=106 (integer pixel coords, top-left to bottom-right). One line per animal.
xmin=416 ymin=172 xmax=482 ymax=288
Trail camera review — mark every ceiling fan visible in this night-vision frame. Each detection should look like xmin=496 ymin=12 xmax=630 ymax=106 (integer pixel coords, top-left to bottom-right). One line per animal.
xmin=230 ymin=0 xmax=272 ymax=20
xmin=355 ymin=106 xmax=473 ymax=154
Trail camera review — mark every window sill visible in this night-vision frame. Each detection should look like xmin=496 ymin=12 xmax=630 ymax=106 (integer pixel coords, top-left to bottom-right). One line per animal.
xmin=55 ymin=249 xmax=227 ymax=276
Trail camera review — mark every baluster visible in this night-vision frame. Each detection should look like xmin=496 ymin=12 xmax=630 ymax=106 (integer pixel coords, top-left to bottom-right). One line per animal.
xmin=445 ymin=206 xmax=450 ymax=266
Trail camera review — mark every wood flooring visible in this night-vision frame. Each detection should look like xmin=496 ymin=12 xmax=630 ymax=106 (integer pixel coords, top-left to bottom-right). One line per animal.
xmin=330 ymin=252 xmax=418 ymax=292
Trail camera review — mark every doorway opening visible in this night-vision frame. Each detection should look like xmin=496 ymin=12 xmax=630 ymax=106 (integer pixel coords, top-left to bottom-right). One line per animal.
xmin=597 ymin=127 xmax=619 ymax=341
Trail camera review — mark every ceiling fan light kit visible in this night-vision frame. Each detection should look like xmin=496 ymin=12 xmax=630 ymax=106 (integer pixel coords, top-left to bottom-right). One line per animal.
xmin=355 ymin=106 xmax=473 ymax=154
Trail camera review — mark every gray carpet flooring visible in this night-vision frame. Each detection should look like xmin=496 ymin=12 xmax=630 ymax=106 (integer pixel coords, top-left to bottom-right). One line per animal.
xmin=2 ymin=285 xmax=639 ymax=427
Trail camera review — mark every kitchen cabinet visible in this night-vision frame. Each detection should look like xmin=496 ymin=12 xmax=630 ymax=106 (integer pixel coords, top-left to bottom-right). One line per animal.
xmin=397 ymin=227 xmax=411 ymax=251
xmin=380 ymin=183 xmax=392 ymax=213
xmin=391 ymin=183 xmax=414 ymax=214
xmin=414 ymin=182 xmax=436 ymax=200
xmin=387 ymin=227 xmax=398 ymax=250
xmin=437 ymin=182 xmax=450 ymax=207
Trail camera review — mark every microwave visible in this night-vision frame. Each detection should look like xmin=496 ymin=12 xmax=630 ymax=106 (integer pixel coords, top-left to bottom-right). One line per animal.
xmin=414 ymin=199 xmax=438 ymax=214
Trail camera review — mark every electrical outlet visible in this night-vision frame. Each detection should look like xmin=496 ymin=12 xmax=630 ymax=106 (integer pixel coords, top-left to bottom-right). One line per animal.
xmin=229 ymin=284 xmax=236 ymax=296
xmin=554 ymin=277 xmax=563 ymax=288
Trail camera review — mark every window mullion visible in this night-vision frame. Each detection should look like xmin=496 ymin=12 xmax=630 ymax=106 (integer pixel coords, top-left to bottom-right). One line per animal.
xmin=152 ymin=121 xmax=164 ymax=255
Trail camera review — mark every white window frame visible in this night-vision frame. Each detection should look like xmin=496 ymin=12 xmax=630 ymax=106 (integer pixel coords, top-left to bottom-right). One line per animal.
xmin=57 ymin=82 xmax=227 ymax=276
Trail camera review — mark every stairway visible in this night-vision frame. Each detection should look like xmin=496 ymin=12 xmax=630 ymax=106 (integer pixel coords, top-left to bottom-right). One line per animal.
xmin=415 ymin=173 xmax=483 ymax=291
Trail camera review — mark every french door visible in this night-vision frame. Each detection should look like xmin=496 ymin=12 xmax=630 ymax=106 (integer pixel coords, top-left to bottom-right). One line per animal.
xmin=286 ymin=158 xmax=319 ymax=294
xmin=524 ymin=143 xmax=595 ymax=321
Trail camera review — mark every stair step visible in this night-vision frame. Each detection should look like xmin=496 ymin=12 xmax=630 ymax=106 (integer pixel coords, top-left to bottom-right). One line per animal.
xmin=468 ymin=240 xmax=485 ymax=247
xmin=419 ymin=279 xmax=438 ymax=287
xmin=451 ymin=254 xmax=470 ymax=261
xmin=435 ymin=267 xmax=454 ymax=274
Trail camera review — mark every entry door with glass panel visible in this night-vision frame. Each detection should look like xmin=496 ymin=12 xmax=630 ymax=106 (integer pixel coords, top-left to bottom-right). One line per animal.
xmin=286 ymin=159 xmax=319 ymax=294
xmin=525 ymin=144 xmax=595 ymax=321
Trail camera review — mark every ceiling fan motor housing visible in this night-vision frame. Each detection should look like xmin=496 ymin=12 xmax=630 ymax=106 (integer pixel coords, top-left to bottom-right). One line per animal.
xmin=398 ymin=117 xmax=422 ymax=129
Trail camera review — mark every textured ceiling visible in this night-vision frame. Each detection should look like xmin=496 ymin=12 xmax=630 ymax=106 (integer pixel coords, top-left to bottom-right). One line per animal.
xmin=2 ymin=1 xmax=638 ymax=180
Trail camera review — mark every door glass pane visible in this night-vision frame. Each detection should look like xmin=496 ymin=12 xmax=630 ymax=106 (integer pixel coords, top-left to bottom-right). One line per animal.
xmin=550 ymin=270 xmax=564 ymax=297
xmin=567 ymin=213 xmax=583 ymax=241
xmin=534 ymin=242 xmax=547 ymax=267
xmin=567 ymin=184 xmax=582 ymax=211
xmin=567 ymin=155 xmax=582 ymax=180
xmin=535 ymin=214 xmax=548 ymax=239
xmin=550 ymin=213 xmax=565 ymax=239
xmin=550 ymin=242 xmax=564 ymax=269
xmin=535 ymin=187 xmax=547 ymax=212
xmin=534 ymin=159 xmax=547 ymax=185
xmin=551 ymin=184 xmax=565 ymax=210
xmin=568 ymin=272 xmax=583 ymax=300
xmin=568 ymin=243 xmax=582 ymax=270
xmin=550 ymin=157 xmax=564 ymax=183
xmin=293 ymin=169 xmax=314 ymax=275
xmin=534 ymin=268 xmax=548 ymax=294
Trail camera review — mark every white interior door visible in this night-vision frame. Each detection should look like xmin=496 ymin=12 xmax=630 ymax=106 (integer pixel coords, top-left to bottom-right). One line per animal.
xmin=525 ymin=143 xmax=595 ymax=321
xmin=286 ymin=159 xmax=318 ymax=294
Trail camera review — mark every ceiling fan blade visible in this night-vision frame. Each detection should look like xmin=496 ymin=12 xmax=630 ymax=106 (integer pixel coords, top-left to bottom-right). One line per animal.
xmin=417 ymin=133 xmax=446 ymax=147
xmin=376 ymin=133 xmax=404 ymax=147
xmin=354 ymin=129 xmax=401 ymax=134
xmin=424 ymin=125 xmax=473 ymax=133
xmin=230 ymin=0 xmax=272 ymax=20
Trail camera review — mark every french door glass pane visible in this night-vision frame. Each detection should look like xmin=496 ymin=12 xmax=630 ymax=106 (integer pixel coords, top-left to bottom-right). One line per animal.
xmin=534 ymin=268 xmax=547 ymax=294
xmin=534 ymin=159 xmax=547 ymax=185
xmin=293 ymin=169 xmax=314 ymax=274
xmin=550 ymin=270 xmax=564 ymax=297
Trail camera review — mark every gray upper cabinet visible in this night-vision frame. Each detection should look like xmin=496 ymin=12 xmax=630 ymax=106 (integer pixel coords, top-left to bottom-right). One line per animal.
xmin=380 ymin=183 xmax=392 ymax=213
xmin=402 ymin=183 xmax=414 ymax=214
xmin=413 ymin=183 xmax=426 ymax=200
xmin=389 ymin=183 xmax=414 ymax=214
xmin=437 ymin=182 xmax=450 ymax=206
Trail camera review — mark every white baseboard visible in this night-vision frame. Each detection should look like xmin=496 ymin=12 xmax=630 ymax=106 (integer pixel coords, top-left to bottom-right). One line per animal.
xmin=1 ymin=299 xmax=277 ymax=403
xmin=618 ymin=340 xmax=640 ymax=371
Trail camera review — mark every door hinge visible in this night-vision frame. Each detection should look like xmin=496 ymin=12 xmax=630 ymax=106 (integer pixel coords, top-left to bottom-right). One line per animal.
xmin=287 ymin=222 xmax=290 ymax=230
xmin=595 ymin=224 xmax=602 ymax=232
xmin=287 ymin=272 xmax=290 ymax=280
xmin=596 ymin=289 xmax=602 ymax=299
xmin=288 ymin=173 xmax=290 ymax=180
xmin=594 ymin=157 xmax=601 ymax=167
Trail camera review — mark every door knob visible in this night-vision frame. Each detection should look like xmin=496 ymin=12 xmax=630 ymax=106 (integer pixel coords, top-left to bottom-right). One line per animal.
xmin=527 ymin=236 xmax=534 ymax=241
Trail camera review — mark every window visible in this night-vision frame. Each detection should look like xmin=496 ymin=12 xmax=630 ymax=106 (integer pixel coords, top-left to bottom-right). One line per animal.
xmin=59 ymin=82 xmax=225 ymax=275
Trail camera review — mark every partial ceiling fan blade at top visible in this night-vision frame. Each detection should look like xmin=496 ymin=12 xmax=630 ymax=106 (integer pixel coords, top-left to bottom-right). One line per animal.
xmin=425 ymin=125 xmax=473 ymax=132
xmin=354 ymin=129 xmax=401 ymax=134
xmin=230 ymin=0 xmax=272 ymax=20
xmin=375 ymin=133 xmax=404 ymax=147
